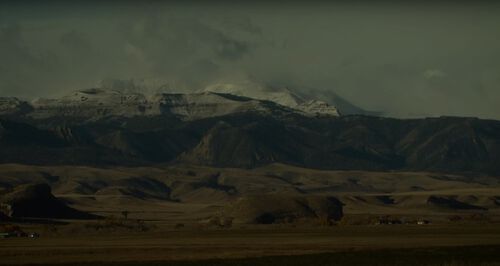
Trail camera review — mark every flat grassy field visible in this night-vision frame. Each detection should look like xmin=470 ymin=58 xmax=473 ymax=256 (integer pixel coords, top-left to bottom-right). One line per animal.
xmin=54 ymin=245 xmax=500 ymax=266
xmin=1 ymin=224 xmax=500 ymax=265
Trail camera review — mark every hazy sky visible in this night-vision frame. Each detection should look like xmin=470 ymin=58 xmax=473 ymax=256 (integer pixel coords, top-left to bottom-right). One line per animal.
xmin=1 ymin=1 xmax=500 ymax=119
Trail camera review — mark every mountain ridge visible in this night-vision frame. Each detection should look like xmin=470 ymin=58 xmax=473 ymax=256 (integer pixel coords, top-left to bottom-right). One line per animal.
xmin=1 ymin=88 xmax=339 ymax=122
xmin=1 ymin=86 xmax=500 ymax=175
xmin=1 ymin=112 xmax=499 ymax=175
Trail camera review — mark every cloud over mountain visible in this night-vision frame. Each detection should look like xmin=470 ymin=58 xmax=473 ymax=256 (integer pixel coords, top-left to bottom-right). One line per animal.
xmin=0 ymin=1 xmax=499 ymax=119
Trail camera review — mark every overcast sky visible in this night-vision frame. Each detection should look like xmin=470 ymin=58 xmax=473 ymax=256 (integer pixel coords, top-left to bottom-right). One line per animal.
xmin=1 ymin=1 xmax=499 ymax=119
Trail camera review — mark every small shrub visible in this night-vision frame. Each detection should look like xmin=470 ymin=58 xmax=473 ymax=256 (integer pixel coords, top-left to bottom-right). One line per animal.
xmin=316 ymin=216 xmax=333 ymax=226
xmin=121 ymin=210 xmax=129 ymax=220
xmin=174 ymin=223 xmax=185 ymax=229
xmin=186 ymin=170 xmax=197 ymax=176
xmin=207 ymin=216 xmax=233 ymax=228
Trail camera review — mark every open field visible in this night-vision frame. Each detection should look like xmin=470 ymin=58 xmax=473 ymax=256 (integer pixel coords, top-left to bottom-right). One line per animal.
xmin=2 ymin=164 xmax=500 ymax=265
xmin=38 ymin=246 xmax=500 ymax=266
xmin=2 ymin=224 xmax=500 ymax=265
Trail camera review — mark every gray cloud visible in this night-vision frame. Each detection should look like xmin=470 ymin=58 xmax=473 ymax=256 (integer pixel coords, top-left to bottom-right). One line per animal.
xmin=60 ymin=30 xmax=93 ymax=55
xmin=0 ymin=2 xmax=499 ymax=119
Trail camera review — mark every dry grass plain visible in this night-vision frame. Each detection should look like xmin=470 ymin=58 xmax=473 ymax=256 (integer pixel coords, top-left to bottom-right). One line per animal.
xmin=2 ymin=163 xmax=500 ymax=265
xmin=2 ymin=224 xmax=500 ymax=265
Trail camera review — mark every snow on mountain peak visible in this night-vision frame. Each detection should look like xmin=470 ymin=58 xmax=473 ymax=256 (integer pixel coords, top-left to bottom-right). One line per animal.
xmin=1 ymin=78 xmax=341 ymax=121
xmin=90 ymin=77 xmax=341 ymax=117
xmin=204 ymin=81 xmax=340 ymax=116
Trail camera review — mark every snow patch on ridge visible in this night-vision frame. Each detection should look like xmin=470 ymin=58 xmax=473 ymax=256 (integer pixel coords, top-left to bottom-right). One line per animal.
xmin=204 ymin=80 xmax=340 ymax=116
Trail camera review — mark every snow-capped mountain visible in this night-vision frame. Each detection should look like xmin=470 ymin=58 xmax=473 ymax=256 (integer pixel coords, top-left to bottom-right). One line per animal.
xmin=30 ymin=89 xmax=150 ymax=119
xmin=4 ymin=88 xmax=299 ymax=121
xmin=95 ymin=78 xmax=343 ymax=117
xmin=1 ymin=80 xmax=343 ymax=121
xmin=204 ymin=81 xmax=340 ymax=116
xmin=0 ymin=97 xmax=32 ymax=116
xmin=149 ymin=92 xmax=292 ymax=120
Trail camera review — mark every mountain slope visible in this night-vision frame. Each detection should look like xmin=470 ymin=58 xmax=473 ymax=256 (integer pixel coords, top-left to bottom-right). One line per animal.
xmin=2 ymin=113 xmax=500 ymax=174
xmin=172 ymin=115 xmax=500 ymax=174
xmin=1 ymin=88 xmax=500 ymax=174
xmin=12 ymin=89 xmax=313 ymax=122
xmin=204 ymin=81 xmax=340 ymax=116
